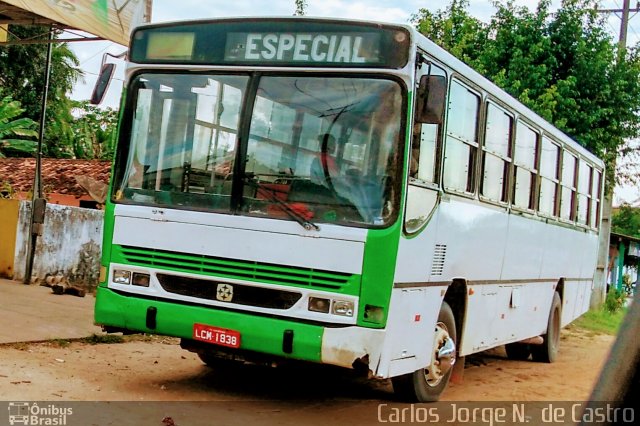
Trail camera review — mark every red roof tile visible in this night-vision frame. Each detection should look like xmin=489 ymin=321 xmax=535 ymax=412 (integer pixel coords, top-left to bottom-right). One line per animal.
xmin=0 ymin=158 xmax=111 ymax=198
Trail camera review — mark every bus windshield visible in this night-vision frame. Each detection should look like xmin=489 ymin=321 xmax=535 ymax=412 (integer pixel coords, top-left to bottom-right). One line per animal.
xmin=113 ymin=73 xmax=404 ymax=228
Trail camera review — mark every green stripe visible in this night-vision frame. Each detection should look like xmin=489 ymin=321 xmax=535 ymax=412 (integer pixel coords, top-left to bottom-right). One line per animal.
xmin=110 ymin=244 xmax=361 ymax=295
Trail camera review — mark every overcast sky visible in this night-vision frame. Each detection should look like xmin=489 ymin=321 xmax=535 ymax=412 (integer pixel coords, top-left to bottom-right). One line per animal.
xmin=67 ymin=0 xmax=639 ymax=204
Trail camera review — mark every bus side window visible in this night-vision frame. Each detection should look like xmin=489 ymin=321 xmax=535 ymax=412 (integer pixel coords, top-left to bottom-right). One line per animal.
xmin=512 ymin=121 xmax=539 ymax=211
xmin=591 ymin=169 xmax=602 ymax=228
xmin=538 ymin=137 xmax=560 ymax=217
xmin=560 ymin=151 xmax=578 ymax=221
xmin=443 ymin=80 xmax=480 ymax=194
xmin=577 ymin=160 xmax=592 ymax=226
xmin=411 ymin=123 xmax=438 ymax=182
xmin=410 ymin=60 xmax=446 ymax=184
xmin=481 ymin=103 xmax=513 ymax=203
xmin=404 ymin=59 xmax=446 ymax=234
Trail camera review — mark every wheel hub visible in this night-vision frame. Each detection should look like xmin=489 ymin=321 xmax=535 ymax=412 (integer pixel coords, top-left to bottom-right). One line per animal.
xmin=424 ymin=322 xmax=456 ymax=386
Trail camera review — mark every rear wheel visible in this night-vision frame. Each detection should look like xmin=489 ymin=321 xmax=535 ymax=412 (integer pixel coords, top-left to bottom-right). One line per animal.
xmin=532 ymin=292 xmax=562 ymax=363
xmin=505 ymin=342 xmax=531 ymax=360
xmin=392 ymin=301 xmax=457 ymax=402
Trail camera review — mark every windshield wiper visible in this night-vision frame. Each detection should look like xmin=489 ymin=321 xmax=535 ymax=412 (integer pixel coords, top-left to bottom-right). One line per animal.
xmin=244 ymin=174 xmax=320 ymax=231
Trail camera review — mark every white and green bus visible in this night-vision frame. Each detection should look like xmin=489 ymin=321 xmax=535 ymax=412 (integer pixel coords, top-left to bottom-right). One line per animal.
xmin=94 ymin=17 xmax=604 ymax=402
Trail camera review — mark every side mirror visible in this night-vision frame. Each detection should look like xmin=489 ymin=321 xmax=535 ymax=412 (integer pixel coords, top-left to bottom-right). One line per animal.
xmin=90 ymin=63 xmax=116 ymax=105
xmin=416 ymin=75 xmax=447 ymax=124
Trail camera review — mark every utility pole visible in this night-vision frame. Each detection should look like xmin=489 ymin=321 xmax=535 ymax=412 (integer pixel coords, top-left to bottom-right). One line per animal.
xmin=591 ymin=0 xmax=640 ymax=307
xmin=23 ymin=28 xmax=52 ymax=285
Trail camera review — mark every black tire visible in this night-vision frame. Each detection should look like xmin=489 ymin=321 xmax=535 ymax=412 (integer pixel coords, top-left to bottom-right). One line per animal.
xmin=505 ymin=342 xmax=531 ymax=360
xmin=392 ymin=301 xmax=457 ymax=402
xmin=532 ymin=292 xmax=562 ymax=363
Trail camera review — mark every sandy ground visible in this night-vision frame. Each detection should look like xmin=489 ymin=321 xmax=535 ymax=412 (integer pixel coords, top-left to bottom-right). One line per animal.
xmin=0 ymin=327 xmax=615 ymax=425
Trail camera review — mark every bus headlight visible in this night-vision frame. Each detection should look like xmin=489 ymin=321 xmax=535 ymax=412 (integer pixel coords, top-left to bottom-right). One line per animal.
xmin=308 ymin=297 xmax=330 ymax=313
xmin=112 ymin=269 xmax=131 ymax=285
xmin=132 ymin=273 xmax=150 ymax=287
xmin=331 ymin=300 xmax=354 ymax=317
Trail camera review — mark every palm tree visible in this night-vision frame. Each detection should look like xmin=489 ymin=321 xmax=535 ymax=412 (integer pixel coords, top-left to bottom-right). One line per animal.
xmin=0 ymin=95 xmax=38 ymax=158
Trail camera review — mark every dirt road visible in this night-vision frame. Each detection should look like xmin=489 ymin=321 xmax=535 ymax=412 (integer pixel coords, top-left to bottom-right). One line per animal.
xmin=0 ymin=327 xmax=615 ymax=424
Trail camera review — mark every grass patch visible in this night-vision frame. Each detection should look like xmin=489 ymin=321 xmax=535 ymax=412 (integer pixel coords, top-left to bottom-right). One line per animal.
xmin=572 ymin=307 xmax=628 ymax=335
xmin=51 ymin=339 xmax=71 ymax=348
xmin=81 ymin=334 xmax=125 ymax=345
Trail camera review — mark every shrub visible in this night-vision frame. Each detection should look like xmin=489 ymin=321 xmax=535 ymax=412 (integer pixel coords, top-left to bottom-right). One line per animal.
xmin=604 ymin=287 xmax=626 ymax=314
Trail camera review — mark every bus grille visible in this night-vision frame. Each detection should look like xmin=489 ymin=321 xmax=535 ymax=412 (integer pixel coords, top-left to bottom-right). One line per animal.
xmin=156 ymin=273 xmax=302 ymax=309
xmin=116 ymin=245 xmax=352 ymax=290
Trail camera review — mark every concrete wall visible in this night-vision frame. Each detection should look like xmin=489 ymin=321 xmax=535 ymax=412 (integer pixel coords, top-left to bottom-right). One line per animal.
xmin=0 ymin=199 xmax=20 ymax=279
xmin=14 ymin=201 xmax=103 ymax=290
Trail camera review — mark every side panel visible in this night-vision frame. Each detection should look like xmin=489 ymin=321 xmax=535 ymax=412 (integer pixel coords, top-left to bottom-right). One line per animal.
xmin=394 ymin=202 xmax=439 ymax=283
xmin=393 ymin=194 xmax=599 ymax=358
xmin=561 ymin=280 xmax=592 ymax=326
xmin=378 ymin=287 xmax=444 ymax=378
xmin=325 ymin=286 xmax=445 ymax=378
xmin=461 ymin=282 xmax=553 ymax=355
xmin=501 ymin=213 xmax=546 ymax=280
xmin=539 ymin=225 xmax=584 ymax=279
xmin=432 ymin=198 xmax=509 ymax=280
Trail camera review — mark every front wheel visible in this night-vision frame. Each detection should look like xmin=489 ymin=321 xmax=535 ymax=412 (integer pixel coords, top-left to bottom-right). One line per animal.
xmin=532 ymin=291 xmax=562 ymax=363
xmin=392 ymin=301 xmax=457 ymax=402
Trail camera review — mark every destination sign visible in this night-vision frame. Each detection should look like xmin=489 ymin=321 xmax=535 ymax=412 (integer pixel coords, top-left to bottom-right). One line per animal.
xmin=224 ymin=32 xmax=381 ymax=64
xmin=130 ymin=19 xmax=411 ymax=69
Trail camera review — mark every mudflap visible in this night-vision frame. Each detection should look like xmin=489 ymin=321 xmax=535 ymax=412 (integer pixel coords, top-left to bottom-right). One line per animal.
xmin=450 ymin=355 xmax=465 ymax=384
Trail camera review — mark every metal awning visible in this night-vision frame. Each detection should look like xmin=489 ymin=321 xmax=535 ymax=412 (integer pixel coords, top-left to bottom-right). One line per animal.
xmin=0 ymin=0 xmax=152 ymax=46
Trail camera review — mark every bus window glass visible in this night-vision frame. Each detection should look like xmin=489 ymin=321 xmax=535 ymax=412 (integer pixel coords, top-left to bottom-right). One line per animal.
xmin=243 ymin=76 xmax=402 ymax=226
xmin=443 ymin=81 xmax=479 ymax=193
xmin=446 ymin=81 xmax=478 ymax=143
xmin=560 ymin=152 xmax=577 ymax=221
xmin=591 ymin=170 xmax=602 ymax=227
xmin=514 ymin=123 xmax=537 ymax=169
xmin=481 ymin=104 xmax=512 ymax=202
xmin=484 ymin=104 xmax=511 ymax=157
xmin=538 ymin=137 xmax=559 ymax=216
xmin=410 ymin=124 xmax=437 ymax=183
xmin=247 ymin=97 xmax=297 ymax=173
xmin=482 ymin=154 xmax=507 ymax=201
xmin=577 ymin=161 xmax=592 ymax=225
xmin=513 ymin=122 xmax=538 ymax=210
xmin=114 ymin=74 xmax=248 ymax=209
xmin=405 ymin=60 xmax=445 ymax=234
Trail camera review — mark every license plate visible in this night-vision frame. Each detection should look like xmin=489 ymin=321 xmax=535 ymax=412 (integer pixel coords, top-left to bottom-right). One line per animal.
xmin=193 ymin=323 xmax=241 ymax=348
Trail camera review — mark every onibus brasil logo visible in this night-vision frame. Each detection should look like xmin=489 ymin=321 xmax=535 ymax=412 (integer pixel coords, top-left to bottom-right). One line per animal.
xmin=8 ymin=402 xmax=73 ymax=425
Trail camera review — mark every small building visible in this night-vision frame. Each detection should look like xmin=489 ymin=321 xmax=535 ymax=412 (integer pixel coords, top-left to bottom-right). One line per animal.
xmin=0 ymin=158 xmax=111 ymax=208
xmin=609 ymin=232 xmax=640 ymax=294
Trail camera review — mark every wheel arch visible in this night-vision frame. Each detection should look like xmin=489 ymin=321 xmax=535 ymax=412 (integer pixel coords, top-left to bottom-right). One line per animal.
xmin=443 ymin=279 xmax=468 ymax=351
xmin=556 ymin=278 xmax=565 ymax=303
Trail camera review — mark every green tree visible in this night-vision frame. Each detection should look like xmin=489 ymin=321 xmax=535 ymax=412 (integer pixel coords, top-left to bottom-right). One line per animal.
xmin=0 ymin=26 xmax=83 ymax=157
xmin=294 ymin=0 xmax=307 ymax=16
xmin=612 ymin=204 xmax=640 ymax=238
xmin=412 ymin=0 xmax=489 ymax=67
xmin=70 ymin=101 xmax=118 ymax=160
xmin=0 ymin=95 xmax=38 ymax=158
xmin=412 ymin=0 xmax=640 ymax=191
